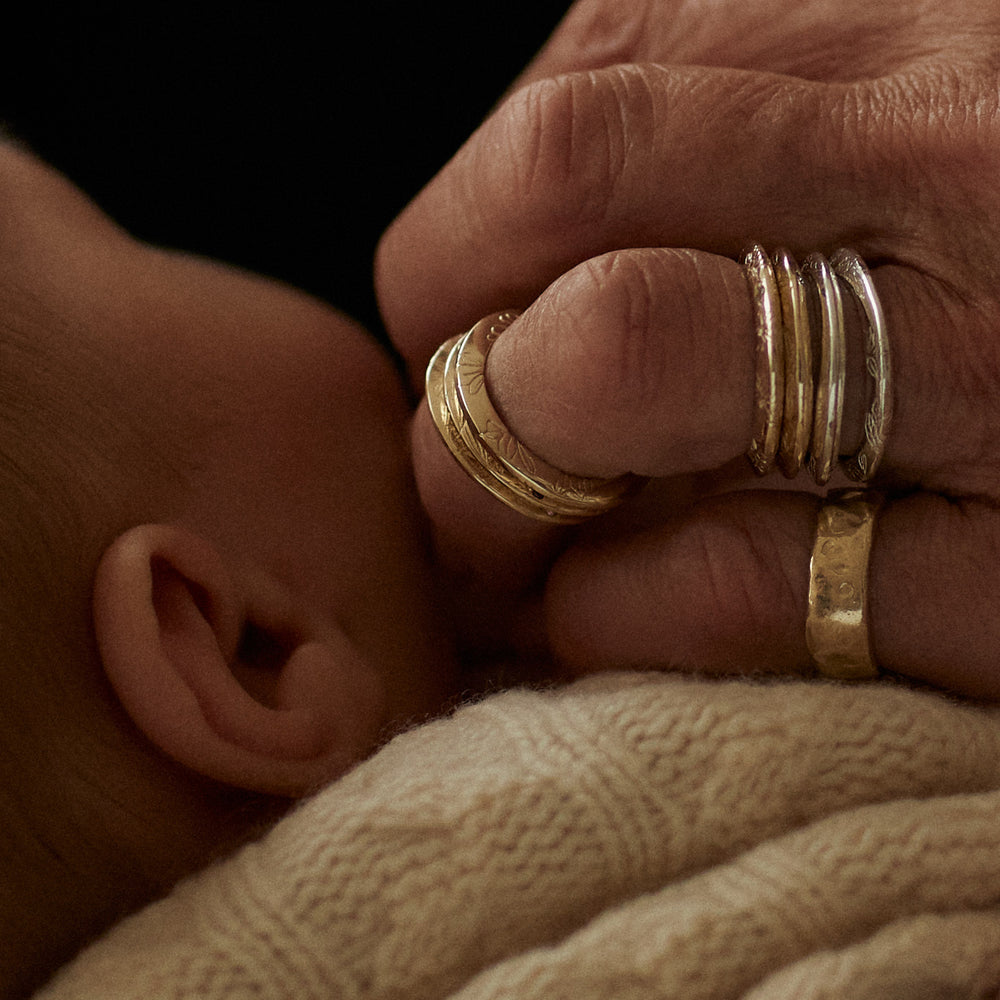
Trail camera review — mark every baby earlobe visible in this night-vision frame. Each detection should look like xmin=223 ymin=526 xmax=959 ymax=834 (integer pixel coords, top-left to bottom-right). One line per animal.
xmin=92 ymin=524 xmax=386 ymax=797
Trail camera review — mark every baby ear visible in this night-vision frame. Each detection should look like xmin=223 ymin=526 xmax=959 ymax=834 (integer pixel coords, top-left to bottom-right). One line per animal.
xmin=92 ymin=524 xmax=386 ymax=796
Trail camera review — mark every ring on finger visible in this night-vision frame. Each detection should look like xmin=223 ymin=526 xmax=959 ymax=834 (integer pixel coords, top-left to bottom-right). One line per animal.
xmin=831 ymin=248 xmax=893 ymax=482
xmin=806 ymin=488 xmax=884 ymax=680
xmin=772 ymin=248 xmax=813 ymax=479
xmin=743 ymin=245 xmax=893 ymax=486
xmin=425 ymin=311 xmax=641 ymax=523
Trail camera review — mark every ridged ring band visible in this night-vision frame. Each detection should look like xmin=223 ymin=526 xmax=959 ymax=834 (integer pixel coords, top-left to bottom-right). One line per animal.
xmin=425 ymin=311 xmax=640 ymax=523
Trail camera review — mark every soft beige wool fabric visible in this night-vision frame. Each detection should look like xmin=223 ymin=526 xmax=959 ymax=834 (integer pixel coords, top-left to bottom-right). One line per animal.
xmin=35 ymin=673 xmax=1000 ymax=999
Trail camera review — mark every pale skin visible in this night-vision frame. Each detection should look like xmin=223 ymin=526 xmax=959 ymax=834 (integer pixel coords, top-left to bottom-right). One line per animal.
xmin=376 ymin=0 xmax=1000 ymax=699
xmin=0 ymin=140 xmax=454 ymax=997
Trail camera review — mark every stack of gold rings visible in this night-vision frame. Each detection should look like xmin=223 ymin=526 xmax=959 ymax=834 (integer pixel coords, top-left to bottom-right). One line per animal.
xmin=425 ymin=247 xmax=893 ymax=683
xmin=425 ymin=310 xmax=641 ymax=523
xmin=743 ymin=246 xmax=892 ymax=681
xmin=743 ymin=245 xmax=893 ymax=485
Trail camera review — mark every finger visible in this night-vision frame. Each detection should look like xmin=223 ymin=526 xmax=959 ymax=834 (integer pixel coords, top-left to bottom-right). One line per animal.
xmin=482 ymin=247 xmax=997 ymax=497
xmin=405 ymin=250 xmax=749 ymax=663
xmin=544 ymin=489 xmax=1000 ymax=702
xmin=410 ymin=402 xmax=565 ymax=655
xmin=411 ymin=401 xmax=562 ymax=585
xmin=376 ymin=62 xmax=958 ymax=376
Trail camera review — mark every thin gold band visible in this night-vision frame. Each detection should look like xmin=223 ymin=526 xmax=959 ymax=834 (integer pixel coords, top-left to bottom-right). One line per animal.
xmin=745 ymin=247 xmax=889 ymax=487
xmin=803 ymin=253 xmax=847 ymax=487
xmin=772 ymin=248 xmax=813 ymax=478
xmin=743 ymin=245 xmax=784 ymax=475
xmin=452 ymin=316 xmax=631 ymax=509
xmin=831 ymin=249 xmax=893 ymax=482
xmin=426 ymin=335 xmax=549 ymax=518
xmin=425 ymin=311 xmax=640 ymax=523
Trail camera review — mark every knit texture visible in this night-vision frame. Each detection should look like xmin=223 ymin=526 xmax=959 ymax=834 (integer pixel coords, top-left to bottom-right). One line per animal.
xmin=34 ymin=673 xmax=1000 ymax=998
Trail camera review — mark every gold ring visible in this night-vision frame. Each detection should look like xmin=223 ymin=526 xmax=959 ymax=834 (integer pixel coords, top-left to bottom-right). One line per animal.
xmin=806 ymin=488 xmax=883 ymax=680
xmin=743 ymin=246 xmax=890 ymax=488
xmin=772 ymin=248 xmax=813 ymax=478
xmin=743 ymin=244 xmax=784 ymax=475
xmin=831 ymin=249 xmax=893 ymax=482
xmin=426 ymin=333 xmax=550 ymax=519
xmin=425 ymin=311 xmax=641 ymax=523
xmin=803 ymin=252 xmax=847 ymax=487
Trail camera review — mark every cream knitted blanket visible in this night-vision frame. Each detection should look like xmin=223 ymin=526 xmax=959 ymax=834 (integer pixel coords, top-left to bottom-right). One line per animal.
xmin=36 ymin=673 xmax=1000 ymax=998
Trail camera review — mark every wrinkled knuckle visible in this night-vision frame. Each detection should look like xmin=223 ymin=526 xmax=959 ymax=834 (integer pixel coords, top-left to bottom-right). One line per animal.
xmin=686 ymin=505 xmax=801 ymax=643
xmin=844 ymin=69 xmax=1000 ymax=244
xmin=583 ymin=251 xmax=661 ymax=406
xmin=495 ymin=68 xmax=643 ymax=233
xmin=724 ymin=77 xmax=831 ymax=172
xmin=904 ymin=65 xmax=1000 ymax=183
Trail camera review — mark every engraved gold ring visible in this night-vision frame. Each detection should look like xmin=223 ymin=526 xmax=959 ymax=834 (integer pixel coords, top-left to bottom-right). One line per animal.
xmin=425 ymin=310 xmax=640 ymax=523
xmin=743 ymin=245 xmax=892 ymax=486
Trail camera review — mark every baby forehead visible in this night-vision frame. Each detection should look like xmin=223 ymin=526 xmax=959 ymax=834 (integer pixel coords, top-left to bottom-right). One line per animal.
xmin=0 ymin=141 xmax=413 ymax=477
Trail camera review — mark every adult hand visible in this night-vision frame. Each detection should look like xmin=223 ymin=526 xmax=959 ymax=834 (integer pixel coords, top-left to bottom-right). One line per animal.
xmin=376 ymin=0 xmax=1000 ymax=698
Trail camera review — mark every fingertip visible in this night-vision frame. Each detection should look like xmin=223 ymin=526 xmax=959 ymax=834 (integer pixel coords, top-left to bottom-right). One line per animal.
xmin=486 ymin=248 xmax=755 ymax=481
xmin=410 ymin=402 xmax=562 ymax=590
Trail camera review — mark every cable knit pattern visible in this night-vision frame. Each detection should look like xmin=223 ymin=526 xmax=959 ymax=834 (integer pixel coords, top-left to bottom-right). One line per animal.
xmin=34 ymin=673 xmax=1000 ymax=999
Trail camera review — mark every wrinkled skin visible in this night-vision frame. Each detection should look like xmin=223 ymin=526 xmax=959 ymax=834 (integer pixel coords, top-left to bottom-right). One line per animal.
xmin=377 ymin=0 xmax=1000 ymax=699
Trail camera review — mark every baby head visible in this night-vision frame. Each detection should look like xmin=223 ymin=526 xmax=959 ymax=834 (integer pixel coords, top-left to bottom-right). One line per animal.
xmin=0 ymin=137 xmax=455 ymax=995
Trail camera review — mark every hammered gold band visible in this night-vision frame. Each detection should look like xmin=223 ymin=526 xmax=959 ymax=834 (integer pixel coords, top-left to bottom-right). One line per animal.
xmin=425 ymin=311 xmax=640 ymax=523
xmin=806 ymin=489 xmax=883 ymax=680
xmin=743 ymin=246 xmax=892 ymax=486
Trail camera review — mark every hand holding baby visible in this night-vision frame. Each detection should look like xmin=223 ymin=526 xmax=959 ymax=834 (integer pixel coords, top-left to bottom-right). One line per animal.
xmin=378 ymin=0 xmax=1000 ymax=700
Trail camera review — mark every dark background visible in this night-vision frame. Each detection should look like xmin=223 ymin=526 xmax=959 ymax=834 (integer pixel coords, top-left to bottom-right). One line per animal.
xmin=0 ymin=3 xmax=570 ymax=339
